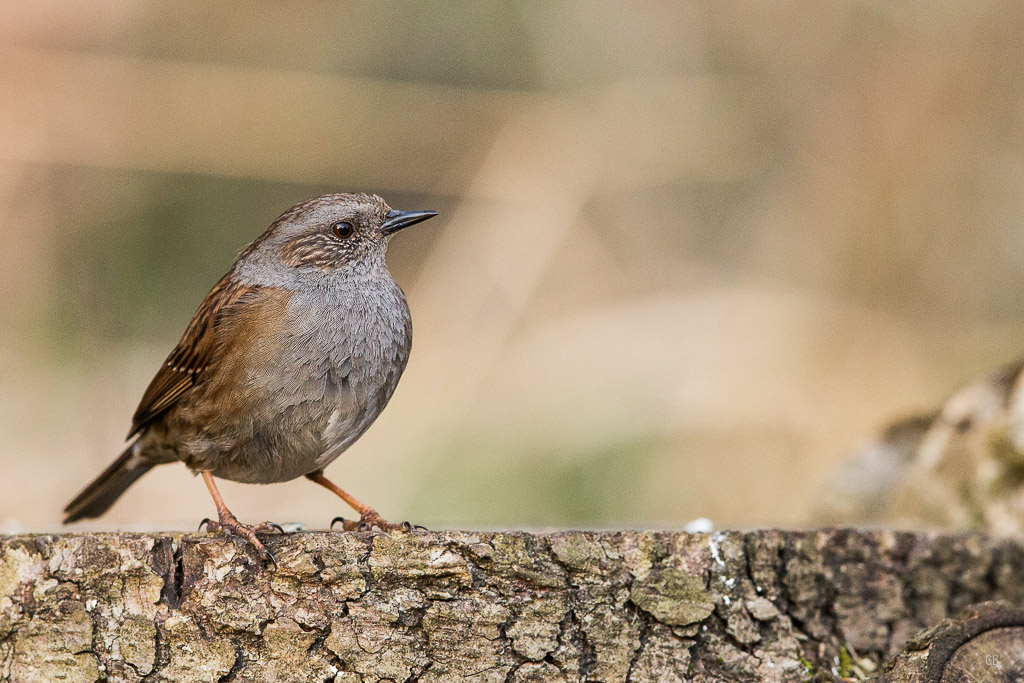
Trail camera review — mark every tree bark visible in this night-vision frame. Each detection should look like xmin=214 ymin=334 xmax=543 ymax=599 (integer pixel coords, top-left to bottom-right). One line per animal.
xmin=883 ymin=600 xmax=1024 ymax=682
xmin=1 ymin=529 xmax=1022 ymax=682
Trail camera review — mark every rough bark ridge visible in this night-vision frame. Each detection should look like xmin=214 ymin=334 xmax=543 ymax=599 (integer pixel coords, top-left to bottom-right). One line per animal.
xmin=1 ymin=530 xmax=1022 ymax=682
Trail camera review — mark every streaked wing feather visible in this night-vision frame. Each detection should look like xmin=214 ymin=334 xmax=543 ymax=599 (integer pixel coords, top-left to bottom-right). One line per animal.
xmin=129 ymin=274 xmax=260 ymax=437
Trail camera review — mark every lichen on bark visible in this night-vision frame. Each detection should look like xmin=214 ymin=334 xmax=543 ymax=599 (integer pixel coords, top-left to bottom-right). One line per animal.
xmin=0 ymin=529 xmax=1022 ymax=681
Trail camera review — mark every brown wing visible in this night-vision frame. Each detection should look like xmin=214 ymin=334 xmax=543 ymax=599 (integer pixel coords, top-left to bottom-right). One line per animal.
xmin=128 ymin=273 xmax=261 ymax=438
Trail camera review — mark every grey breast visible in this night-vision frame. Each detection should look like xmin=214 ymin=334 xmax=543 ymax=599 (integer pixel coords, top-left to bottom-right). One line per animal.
xmin=251 ymin=271 xmax=412 ymax=482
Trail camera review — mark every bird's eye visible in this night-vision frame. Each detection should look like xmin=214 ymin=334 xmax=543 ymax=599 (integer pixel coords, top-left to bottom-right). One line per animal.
xmin=331 ymin=221 xmax=354 ymax=239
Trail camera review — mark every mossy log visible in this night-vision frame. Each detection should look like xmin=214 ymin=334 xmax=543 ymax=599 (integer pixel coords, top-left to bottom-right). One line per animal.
xmin=1 ymin=529 xmax=1023 ymax=682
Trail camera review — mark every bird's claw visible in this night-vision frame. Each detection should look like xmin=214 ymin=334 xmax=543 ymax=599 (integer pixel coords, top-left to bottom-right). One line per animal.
xmin=199 ymin=514 xmax=280 ymax=568
xmin=329 ymin=512 xmax=422 ymax=532
xmin=263 ymin=550 xmax=279 ymax=570
xmin=330 ymin=516 xmax=353 ymax=531
xmin=252 ymin=521 xmax=285 ymax=534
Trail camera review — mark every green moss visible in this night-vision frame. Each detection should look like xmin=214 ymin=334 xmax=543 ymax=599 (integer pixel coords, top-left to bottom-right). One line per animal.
xmin=838 ymin=645 xmax=853 ymax=678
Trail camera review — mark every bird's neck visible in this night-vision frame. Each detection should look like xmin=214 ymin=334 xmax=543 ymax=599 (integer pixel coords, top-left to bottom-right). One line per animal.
xmin=234 ymin=251 xmax=394 ymax=294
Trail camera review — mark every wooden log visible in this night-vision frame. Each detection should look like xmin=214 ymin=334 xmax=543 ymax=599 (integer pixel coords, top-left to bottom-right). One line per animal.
xmin=1 ymin=529 xmax=1023 ymax=681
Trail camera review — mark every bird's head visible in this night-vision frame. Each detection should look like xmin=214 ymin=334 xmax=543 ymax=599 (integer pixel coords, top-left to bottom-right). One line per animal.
xmin=243 ymin=193 xmax=437 ymax=276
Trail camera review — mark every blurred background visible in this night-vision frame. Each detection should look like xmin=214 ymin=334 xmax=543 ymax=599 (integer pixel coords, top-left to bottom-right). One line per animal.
xmin=3 ymin=1 xmax=1024 ymax=532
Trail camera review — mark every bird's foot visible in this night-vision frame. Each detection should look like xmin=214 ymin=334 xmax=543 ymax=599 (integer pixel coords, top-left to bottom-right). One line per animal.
xmin=330 ymin=510 xmax=425 ymax=532
xmin=199 ymin=514 xmax=283 ymax=567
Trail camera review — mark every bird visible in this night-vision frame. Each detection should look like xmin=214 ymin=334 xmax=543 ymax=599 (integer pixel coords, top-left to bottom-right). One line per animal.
xmin=63 ymin=193 xmax=438 ymax=563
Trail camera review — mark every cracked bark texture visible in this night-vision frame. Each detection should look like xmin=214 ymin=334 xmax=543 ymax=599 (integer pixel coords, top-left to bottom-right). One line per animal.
xmin=1 ymin=530 xmax=1023 ymax=682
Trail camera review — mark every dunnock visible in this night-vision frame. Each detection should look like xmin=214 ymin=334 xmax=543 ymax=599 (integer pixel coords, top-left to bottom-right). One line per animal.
xmin=63 ymin=193 xmax=438 ymax=563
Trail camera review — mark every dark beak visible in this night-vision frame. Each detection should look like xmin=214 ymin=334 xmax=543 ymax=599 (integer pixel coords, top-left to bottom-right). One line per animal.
xmin=381 ymin=209 xmax=438 ymax=235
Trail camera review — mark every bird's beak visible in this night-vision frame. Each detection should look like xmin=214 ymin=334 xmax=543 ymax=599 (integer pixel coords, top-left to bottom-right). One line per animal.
xmin=381 ymin=209 xmax=438 ymax=235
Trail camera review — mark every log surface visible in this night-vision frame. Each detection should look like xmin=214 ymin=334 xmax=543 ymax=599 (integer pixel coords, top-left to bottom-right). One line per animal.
xmin=1 ymin=529 xmax=1023 ymax=682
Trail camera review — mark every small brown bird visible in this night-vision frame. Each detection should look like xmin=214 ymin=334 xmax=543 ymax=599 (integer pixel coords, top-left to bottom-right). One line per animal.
xmin=63 ymin=193 xmax=437 ymax=562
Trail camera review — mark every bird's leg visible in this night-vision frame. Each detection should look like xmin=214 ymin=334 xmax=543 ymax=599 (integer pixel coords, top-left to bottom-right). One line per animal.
xmin=199 ymin=471 xmax=282 ymax=566
xmin=306 ymin=470 xmax=422 ymax=532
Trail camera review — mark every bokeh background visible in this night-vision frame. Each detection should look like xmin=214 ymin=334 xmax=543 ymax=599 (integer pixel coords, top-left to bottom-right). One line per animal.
xmin=3 ymin=1 xmax=1024 ymax=532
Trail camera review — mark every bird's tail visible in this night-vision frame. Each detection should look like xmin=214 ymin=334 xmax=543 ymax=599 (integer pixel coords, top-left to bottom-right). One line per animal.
xmin=63 ymin=441 xmax=155 ymax=523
